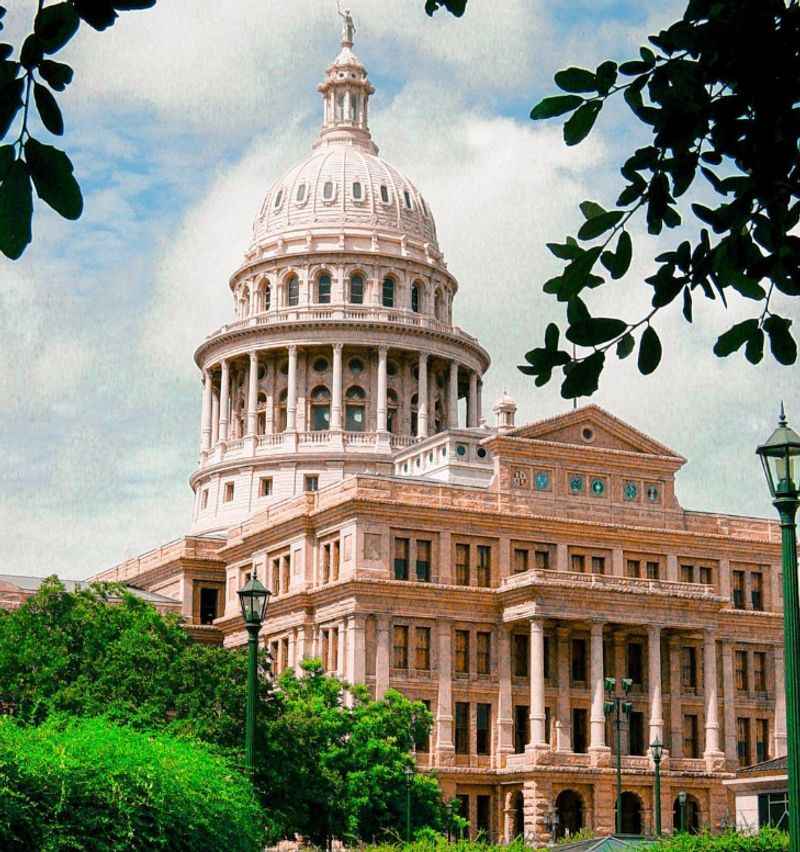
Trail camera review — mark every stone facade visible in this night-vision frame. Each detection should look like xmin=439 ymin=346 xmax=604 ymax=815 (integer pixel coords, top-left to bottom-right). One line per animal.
xmin=91 ymin=18 xmax=787 ymax=844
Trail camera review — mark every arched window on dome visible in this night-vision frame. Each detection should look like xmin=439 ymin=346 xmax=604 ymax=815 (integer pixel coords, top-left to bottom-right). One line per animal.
xmin=296 ymin=183 xmax=307 ymax=203
xmin=349 ymin=274 xmax=364 ymax=305
xmin=286 ymin=276 xmax=299 ymax=307
xmin=434 ymin=288 xmax=445 ymax=322
xmin=403 ymin=189 xmax=413 ymax=210
xmin=257 ymin=392 xmax=267 ymax=436
xmin=310 ymin=386 xmax=331 ymax=432
xmin=345 ymin=385 xmax=366 ymax=433
xmin=380 ymin=184 xmax=390 ymax=204
xmin=323 ymin=181 xmax=335 ymax=201
xmin=317 ymin=273 xmax=331 ymax=305
xmin=273 ymin=189 xmax=284 ymax=210
xmin=277 ymin=388 xmax=288 ymax=433
xmin=240 ymin=286 xmax=250 ymax=318
xmin=411 ymin=282 xmax=421 ymax=313
xmin=387 ymin=389 xmax=399 ymax=435
xmin=257 ymin=279 xmax=270 ymax=313
xmin=352 ymin=181 xmax=363 ymax=200
xmin=382 ymin=277 xmax=395 ymax=309
xmin=410 ymin=393 xmax=419 ymax=437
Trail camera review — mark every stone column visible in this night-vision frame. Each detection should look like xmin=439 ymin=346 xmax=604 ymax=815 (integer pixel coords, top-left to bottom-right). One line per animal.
xmin=211 ymin=384 xmax=220 ymax=445
xmin=774 ymin=644 xmax=787 ymax=756
xmin=246 ymin=352 xmax=258 ymax=437
xmin=468 ymin=371 xmax=478 ymax=428
xmin=590 ymin=620 xmax=607 ymax=751
xmin=375 ymin=614 xmax=390 ymax=699
xmin=648 ymin=624 xmax=664 ymax=745
xmin=669 ymin=636 xmax=683 ymax=758
xmin=286 ymin=345 xmax=298 ymax=432
xmin=265 ymin=356 xmax=275 ymax=435
xmin=377 ymin=346 xmax=388 ymax=433
xmin=331 ymin=343 xmax=343 ymax=431
xmin=201 ymin=369 xmax=213 ymax=450
xmin=337 ymin=623 xmax=346 ymax=677
xmin=703 ymin=629 xmax=723 ymax=760
xmin=346 ymin=614 xmax=366 ymax=689
xmin=722 ymin=640 xmax=738 ymax=764
xmin=448 ymin=360 xmax=459 ymax=428
xmin=556 ymin=625 xmax=572 ymax=751
xmin=496 ymin=626 xmax=514 ymax=763
xmin=218 ymin=358 xmax=230 ymax=441
xmin=418 ymin=352 xmax=429 ymax=438
xmin=528 ymin=618 xmax=547 ymax=747
xmin=436 ymin=620 xmax=455 ymax=762
xmin=476 ymin=379 xmax=482 ymax=425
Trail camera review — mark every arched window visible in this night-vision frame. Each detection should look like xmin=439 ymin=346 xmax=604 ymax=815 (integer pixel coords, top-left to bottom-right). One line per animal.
xmin=403 ymin=189 xmax=412 ymax=209
xmin=620 ymin=792 xmax=642 ymax=836
xmin=387 ymin=389 xmax=399 ymax=434
xmin=318 ymin=273 xmax=331 ymax=304
xmin=380 ymin=184 xmax=390 ymax=204
xmin=274 ymin=189 xmax=283 ymax=209
xmin=382 ymin=277 xmax=395 ymax=308
xmin=411 ymin=282 xmax=421 ymax=313
xmin=345 ymin=385 xmax=366 ymax=432
xmin=296 ymin=183 xmax=306 ymax=202
xmin=349 ymin=274 xmax=364 ymax=305
xmin=323 ymin=180 xmax=335 ymax=201
xmin=240 ymin=287 xmax=250 ymax=318
xmin=262 ymin=282 xmax=271 ymax=312
xmin=277 ymin=389 xmax=288 ymax=433
xmin=352 ymin=181 xmax=363 ymax=200
xmin=410 ymin=393 xmax=419 ymax=437
xmin=673 ymin=795 xmax=702 ymax=834
xmin=310 ymin=386 xmax=331 ymax=432
xmin=287 ymin=276 xmax=299 ymax=307
xmin=555 ymin=790 xmax=584 ymax=840
xmin=351 ymin=93 xmax=360 ymax=121
xmin=257 ymin=392 xmax=267 ymax=436
xmin=434 ymin=288 xmax=444 ymax=321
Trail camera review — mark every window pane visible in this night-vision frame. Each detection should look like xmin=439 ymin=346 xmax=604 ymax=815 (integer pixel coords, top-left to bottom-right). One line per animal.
xmin=318 ymin=274 xmax=331 ymax=304
xmin=350 ymin=274 xmax=363 ymax=304
xmin=382 ymin=278 xmax=394 ymax=308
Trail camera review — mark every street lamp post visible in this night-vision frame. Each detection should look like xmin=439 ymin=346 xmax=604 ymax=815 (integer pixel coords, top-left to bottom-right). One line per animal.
xmin=677 ymin=791 xmax=687 ymax=833
xmin=237 ymin=572 xmax=271 ymax=774
xmin=650 ymin=739 xmax=663 ymax=836
xmin=757 ymin=404 xmax=800 ymax=852
xmin=604 ymin=676 xmax=633 ymax=835
xmin=404 ymin=765 xmax=414 ymax=842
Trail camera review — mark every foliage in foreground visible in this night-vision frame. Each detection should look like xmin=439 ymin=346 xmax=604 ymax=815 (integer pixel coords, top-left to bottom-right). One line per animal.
xmin=0 ymin=715 xmax=264 ymax=852
xmin=648 ymin=828 xmax=788 ymax=852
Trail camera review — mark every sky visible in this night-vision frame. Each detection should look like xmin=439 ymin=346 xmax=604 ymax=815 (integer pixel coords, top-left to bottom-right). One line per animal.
xmin=1 ymin=1 xmax=797 ymax=580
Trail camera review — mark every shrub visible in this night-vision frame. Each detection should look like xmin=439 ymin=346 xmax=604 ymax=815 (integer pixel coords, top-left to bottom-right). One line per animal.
xmin=649 ymin=829 xmax=789 ymax=852
xmin=0 ymin=716 xmax=265 ymax=852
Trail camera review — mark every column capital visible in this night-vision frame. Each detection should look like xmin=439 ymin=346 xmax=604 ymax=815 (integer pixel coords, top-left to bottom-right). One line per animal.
xmin=418 ymin=351 xmax=429 ymax=365
xmin=288 ymin=344 xmax=298 ymax=355
xmin=377 ymin=345 xmax=388 ymax=357
xmin=648 ymin=623 xmax=664 ymax=637
xmin=249 ymin=350 xmax=258 ymax=364
xmin=332 ymin=342 xmax=344 ymax=353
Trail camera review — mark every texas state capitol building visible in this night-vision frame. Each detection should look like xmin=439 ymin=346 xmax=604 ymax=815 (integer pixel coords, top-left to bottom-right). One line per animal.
xmin=94 ymin=17 xmax=787 ymax=843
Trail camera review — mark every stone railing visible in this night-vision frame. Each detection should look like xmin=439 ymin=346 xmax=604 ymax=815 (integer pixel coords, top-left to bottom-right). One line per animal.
xmin=257 ymin=434 xmax=285 ymax=448
xmin=225 ymin=438 xmax=243 ymax=451
xmin=92 ymin=536 xmax=224 ymax=583
xmin=390 ymin=434 xmax=420 ymax=448
xmin=343 ymin=431 xmax=377 ymax=447
xmin=297 ymin=431 xmax=329 ymax=445
xmin=668 ymin=757 xmax=708 ymax=773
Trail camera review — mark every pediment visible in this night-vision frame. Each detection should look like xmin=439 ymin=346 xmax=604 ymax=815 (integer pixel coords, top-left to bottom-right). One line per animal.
xmin=510 ymin=405 xmax=684 ymax=460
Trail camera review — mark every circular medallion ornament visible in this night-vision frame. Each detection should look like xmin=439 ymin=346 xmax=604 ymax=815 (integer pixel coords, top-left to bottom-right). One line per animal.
xmin=534 ymin=471 xmax=550 ymax=491
xmin=569 ymin=475 xmax=584 ymax=494
xmin=624 ymin=481 xmax=638 ymax=501
xmin=647 ymin=484 xmax=659 ymax=503
xmin=591 ymin=478 xmax=606 ymax=496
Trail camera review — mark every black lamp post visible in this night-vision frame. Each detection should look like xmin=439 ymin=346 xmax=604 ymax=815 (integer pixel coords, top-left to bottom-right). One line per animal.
xmin=757 ymin=404 xmax=800 ymax=852
xmin=404 ymin=764 xmax=414 ymax=842
xmin=604 ymin=676 xmax=633 ymax=835
xmin=650 ymin=739 xmax=663 ymax=836
xmin=677 ymin=791 xmax=687 ymax=833
xmin=237 ymin=571 xmax=271 ymax=774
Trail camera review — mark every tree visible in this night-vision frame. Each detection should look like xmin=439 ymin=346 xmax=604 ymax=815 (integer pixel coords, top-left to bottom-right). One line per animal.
xmin=520 ymin=0 xmax=799 ymax=398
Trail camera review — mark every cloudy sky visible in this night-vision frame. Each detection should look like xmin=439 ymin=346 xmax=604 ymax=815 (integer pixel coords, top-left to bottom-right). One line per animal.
xmin=2 ymin=1 xmax=797 ymax=580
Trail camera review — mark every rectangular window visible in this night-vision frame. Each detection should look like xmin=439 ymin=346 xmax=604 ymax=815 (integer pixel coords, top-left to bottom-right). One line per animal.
xmin=626 ymin=559 xmax=641 ymax=579
xmin=629 ymin=710 xmax=645 ymax=755
xmin=759 ymin=792 xmax=789 ymax=830
xmin=455 ymin=702 xmax=469 ymax=754
xmin=681 ymin=646 xmax=697 ymax=689
xmin=415 ymin=627 xmax=431 ymax=671
xmin=571 ymin=554 xmax=586 ymax=573
xmin=271 ymin=558 xmax=281 ymax=594
xmin=416 ymin=539 xmax=431 ymax=582
xmin=680 ymin=563 xmax=694 ymax=583
xmin=699 ymin=565 xmax=712 ymax=585
xmin=476 ymin=545 xmax=491 ymax=587
xmin=735 ymin=650 xmax=749 ymax=691
xmin=476 ymin=794 xmax=491 ymax=838
xmin=756 ymin=718 xmax=769 ymax=763
xmin=223 ymin=481 xmax=235 ymax=502
xmin=304 ymin=475 xmax=319 ymax=492
xmin=476 ymin=703 xmax=491 ymax=755
xmin=349 ymin=275 xmax=363 ymax=304
xmin=393 ymin=625 xmax=409 ymax=669
xmin=477 ymin=632 xmax=491 ymax=675
xmin=513 ymin=548 xmax=528 ymax=574
xmin=455 ymin=543 xmax=470 ymax=585
xmin=382 ymin=278 xmax=395 ymax=308
xmin=591 ymin=556 xmax=605 ymax=575
xmin=535 ymin=549 xmax=550 ymax=570
xmin=572 ymin=708 xmax=587 ymax=754
xmin=513 ymin=705 xmax=529 ymax=753
xmin=754 ymin=651 xmax=767 ymax=692
xmin=455 ymin=630 xmax=469 ymax=674
xmin=394 ymin=538 xmax=409 ymax=580
xmin=627 ymin=642 xmax=643 ymax=685
xmin=513 ymin=634 xmax=529 ymax=677
xmin=684 ymin=713 xmax=699 ymax=758
xmin=200 ymin=489 xmax=209 ymax=509
xmin=646 ymin=560 xmax=660 ymax=579
xmin=318 ymin=275 xmax=331 ymax=304
xmin=732 ymin=570 xmax=746 ymax=608
xmin=571 ymin=638 xmax=587 ymax=683
xmin=199 ymin=587 xmax=218 ymax=625
xmin=737 ymin=717 xmax=751 ymax=766
xmin=258 ymin=476 xmax=273 ymax=497
xmin=752 ymin=572 xmax=764 ymax=610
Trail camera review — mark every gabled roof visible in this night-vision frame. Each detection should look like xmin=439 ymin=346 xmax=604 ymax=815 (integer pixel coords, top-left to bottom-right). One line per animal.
xmin=738 ymin=755 xmax=787 ymax=775
xmin=510 ymin=404 xmax=685 ymax=461
xmin=0 ymin=574 xmax=179 ymax=606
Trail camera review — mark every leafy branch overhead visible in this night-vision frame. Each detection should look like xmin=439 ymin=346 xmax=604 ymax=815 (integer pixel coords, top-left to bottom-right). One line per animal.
xmin=521 ymin=0 xmax=800 ymax=399
xmin=0 ymin=1 xmax=155 ymax=260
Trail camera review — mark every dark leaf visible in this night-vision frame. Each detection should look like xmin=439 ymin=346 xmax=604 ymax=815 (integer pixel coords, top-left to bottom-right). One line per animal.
xmin=566 ymin=317 xmax=628 ymax=347
xmin=0 ymin=143 xmax=13 ymax=176
xmin=559 ymin=246 xmax=603 ymax=301
xmin=0 ymin=44 xmax=12 ymax=61
xmin=554 ymin=67 xmax=597 ymax=93
xmin=33 ymin=83 xmax=63 ymax=135
xmin=600 ymin=230 xmax=632 ymax=280
xmin=20 ymin=34 xmax=43 ymax=69
xmin=543 ymin=275 xmax=562 ymax=295
xmin=616 ymin=333 xmax=635 ymax=359
xmin=0 ymin=76 xmax=24 ymax=137
xmin=619 ymin=60 xmax=652 ymax=75
xmin=546 ymin=240 xmax=582 ymax=260
xmin=763 ymin=316 xmax=797 ymax=365
xmin=567 ymin=296 xmax=590 ymax=325
xmin=579 ymin=200 xmax=606 ymax=220
xmin=563 ymin=101 xmax=601 ymax=146
xmin=578 ymin=210 xmax=624 ymax=241
xmin=561 ymin=351 xmax=605 ymax=399
xmin=700 ymin=151 xmax=723 ymax=165
xmin=530 ymin=95 xmax=583 ymax=120
xmin=24 ymin=137 xmax=83 ymax=219
xmin=595 ymin=60 xmax=617 ymax=95
xmin=544 ymin=323 xmax=559 ymax=351
xmin=744 ymin=329 xmax=764 ymax=365
xmin=74 ymin=0 xmax=118 ymax=30
xmin=713 ymin=319 xmax=759 ymax=357
xmin=34 ymin=2 xmax=80 ymax=53
xmin=639 ymin=46 xmax=656 ymax=66
xmin=682 ymin=287 xmax=692 ymax=323
xmin=0 ymin=158 xmax=32 ymax=259
xmin=0 ymin=58 xmax=17 ymax=85
xmin=637 ymin=326 xmax=662 ymax=375
xmin=38 ymin=59 xmax=73 ymax=91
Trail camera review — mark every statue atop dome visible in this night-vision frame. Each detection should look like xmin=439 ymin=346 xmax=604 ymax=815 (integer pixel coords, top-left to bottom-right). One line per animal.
xmin=336 ymin=2 xmax=356 ymax=47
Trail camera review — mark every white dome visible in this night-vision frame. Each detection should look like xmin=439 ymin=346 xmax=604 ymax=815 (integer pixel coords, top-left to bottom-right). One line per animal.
xmin=253 ymin=145 xmax=439 ymax=252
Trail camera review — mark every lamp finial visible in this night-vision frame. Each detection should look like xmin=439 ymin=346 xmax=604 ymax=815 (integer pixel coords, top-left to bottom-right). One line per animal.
xmin=780 ymin=400 xmax=787 ymax=426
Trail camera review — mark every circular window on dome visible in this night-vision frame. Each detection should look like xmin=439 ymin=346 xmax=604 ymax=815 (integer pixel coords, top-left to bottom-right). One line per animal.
xmin=349 ymin=358 xmax=364 ymax=375
xmin=477 ymin=447 xmax=487 ymax=459
xmin=456 ymin=444 xmax=467 ymax=456
xmin=323 ymin=181 xmax=335 ymax=202
xmin=313 ymin=357 xmax=329 ymax=373
xmin=581 ymin=426 xmax=595 ymax=442
xmin=352 ymin=181 xmax=363 ymax=201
